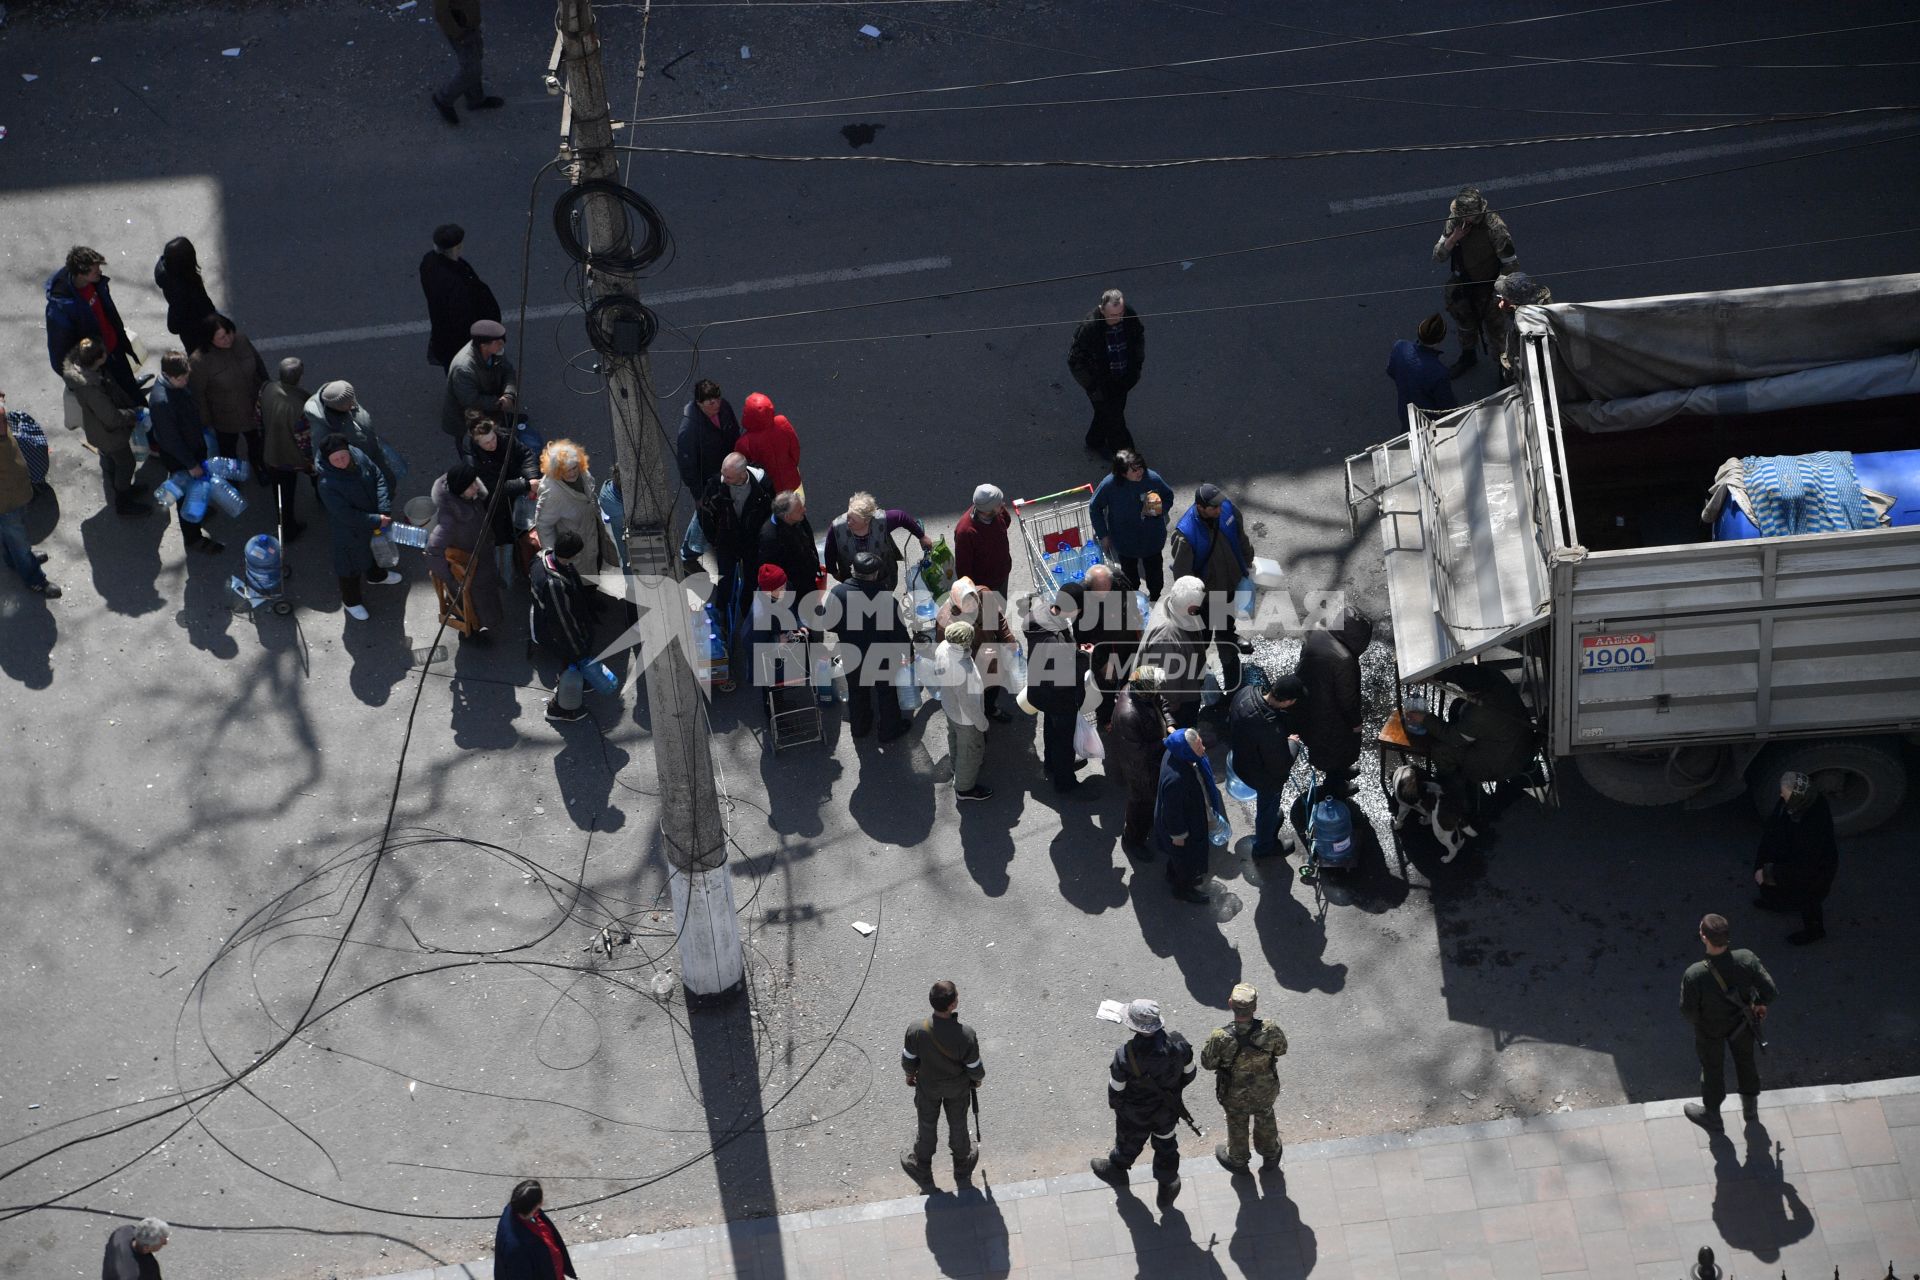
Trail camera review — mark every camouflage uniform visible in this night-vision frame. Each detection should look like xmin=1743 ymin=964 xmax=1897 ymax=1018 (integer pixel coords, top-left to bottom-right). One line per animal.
xmin=1199 ymin=984 xmax=1288 ymax=1170
xmin=1493 ymin=272 xmax=1552 ymax=378
xmin=1432 ymin=187 xmax=1518 ymax=361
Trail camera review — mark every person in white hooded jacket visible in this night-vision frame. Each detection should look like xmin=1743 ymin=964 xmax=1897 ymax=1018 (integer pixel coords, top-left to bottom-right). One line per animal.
xmin=1135 ymin=575 xmax=1212 ymax=728
xmin=927 ymin=621 xmax=993 ymax=801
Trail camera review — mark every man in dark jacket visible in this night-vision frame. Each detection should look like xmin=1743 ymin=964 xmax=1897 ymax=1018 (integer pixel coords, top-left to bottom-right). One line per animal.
xmin=1680 ymin=914 xmax=1776 ymax=1132
xmin=1024 ymin=595 xmax=1092 ymax=795
xmin=1294 ymin=607 xmax=1374 ymax=791
xmin=1109 ymin=667 xmax=1170 ymax=855
xmin=1228 ymin=673 xmax=1305 ymax=859
xmin=1754 ymin=772 xmax=1839 ymax=945
xmin=459 ymin=411 xmax=538 ymax=583
xmin=1169 ymin=483 xmax=1256 ymax=698
xmin=757 ymin=489 xmax=820 ymax=602
xmin=46 ymin=246 xmax=141 ymax=399
xmin=697 ymin=453 xmax=774 ymax=628
xmin=1405 ymin=663 xmax=1534 ymax=816
xmin=431 ymin=0 xmax=505 ymax=125
xmin=101 ymin=1217 xmax=169 ymax=1279
xmin=441 ymin=319 xmax=518 ymax=444
xmin=1156 ymin=728 xmax=1221 ymax=905
xmin=530 ymin=529 xmax=599 ymax=723
xmin=829 ymin=551 xmax=908 ymax=741
xmin=900 ymin=979 xmax=986 ymax=1186
xmin=676 ymin=379 xmax=741 ymax=573
xmin=1060 ymin=563 xmax=1139 ymax=729
xmin=1091 ymin=998 xmax=1195 ymax=1207
xmin=148 ymin=350 xmax=223 ymax=555
xmin=1068 ymin=288 xmax=1146 ymax=456
xmin=1386 ymin=314 xmax=1457 ymax=424
xmin=419 ymin=224 xmax=502 ymax=368
xmin=494 ymin=1178 xmax=575 ymax=1280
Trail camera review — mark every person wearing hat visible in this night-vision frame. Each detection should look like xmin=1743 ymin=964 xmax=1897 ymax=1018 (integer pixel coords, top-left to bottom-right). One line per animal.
xmin=1385 ymin=314 xmax=1458 ymax=425
xmin=442 ymin=318 xmax=518 ymax=445
xmin=1136 ymin=575 xmax=1211 ymax=730
xmin=1108 ymin=666 xmax=1172 ymax=855
xmin=1156 ymin=727 xmax=1226 ymax=905
xmin=1200 ymin=983 xmax=1288 ymax=1175
xmin=1021 ymin=588 xmax=1097 ymax=796
xmin=827 ymin=549 xmax=909 ymax=741
xmin=426 ymin=459 xmax=503 ymax=641
xmin=530 ymin=528 xmax=599 ymax=722
xmin=259 ymin=357 xmax=314 ymax=542
xmin=1431 ymin=185 xmax=1519 ymax=378
xmin=1754 ymin=772 xmax=1838 ymax=945
xmin=735 ymin=391 xmax=803 ymax=496
xmin=900 ymin=979 xmax=986 ymax=1187
xmin=1680 ymin=914 xmax=1777 ymax=1131
xmin=745 ymin=562 xmax=810 ymax=712
xmin=1092 ymin=997 xmax=1195 ymax=1206
xmin=419 ymin=224 xmax=503 ymax=369
xmin=1067 ymin=287 xmax=1147 ymax=457
xmin=696 ymin=452 xmax=774 ymax=634
xmin=304 ymin=380 xmax=399 ymax=500
xmin=929 ymin=619 xmax=993 ymax=800
xmin=1227 ymin=671 xmax=1306 ymax=859
xmin=937 ymin=575 xmax=1018 ymax=726
xmin=1492 ymin=271 xmax=1553 ymax=381
xmin=1168 ymin=483 xmax=1256 ymax=697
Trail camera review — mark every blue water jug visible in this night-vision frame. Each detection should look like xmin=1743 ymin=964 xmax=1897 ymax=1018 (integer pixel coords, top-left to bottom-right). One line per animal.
xmin=574 ymin=659 xmax=620 ymax=695
xmin=244 ymin=534 xmax=283 ymax=595
xmin=1308 ymin=796 xmax=1356 ymax=868
xmin=1223 ymin=753 xmax=1257 ymax=802
xmin=180 ymin=475 xmax=212 ymax=523
xmin=154 ymin=475 xmax=185 ymax=507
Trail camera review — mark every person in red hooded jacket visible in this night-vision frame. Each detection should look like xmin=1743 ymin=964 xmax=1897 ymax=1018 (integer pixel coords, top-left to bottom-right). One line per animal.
xmin=736 ymin=392 xmax=803 ymax=495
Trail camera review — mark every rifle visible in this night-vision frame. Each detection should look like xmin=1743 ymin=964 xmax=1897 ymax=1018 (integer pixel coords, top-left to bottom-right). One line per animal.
xmin=1126 ymin=1041 xmax=1205 ymax=1138
xmin=1708 ymin=958 xmax=1769 ymax=1052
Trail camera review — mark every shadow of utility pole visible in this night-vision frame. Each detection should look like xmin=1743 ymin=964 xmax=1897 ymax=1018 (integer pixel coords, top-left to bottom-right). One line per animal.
xmin=691 ymin=997 xmax=787 ymax=1278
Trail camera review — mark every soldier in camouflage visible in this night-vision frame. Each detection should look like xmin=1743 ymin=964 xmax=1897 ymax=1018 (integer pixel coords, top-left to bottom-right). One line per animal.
xmin=1493 ymin=271 xmax=1553 ymax=381
xmin=1680 ymin=913 xmax=1777 ymax=1132
xmin=1430 ymin=186 xmax=1519 ymax=378
xmin=1199 ymin=983 xmax=1288 ymax=1174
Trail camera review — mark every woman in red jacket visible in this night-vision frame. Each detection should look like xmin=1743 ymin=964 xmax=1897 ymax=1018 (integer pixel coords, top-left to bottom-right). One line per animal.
xmin=736 ymin=392 xmax=803 ymax=495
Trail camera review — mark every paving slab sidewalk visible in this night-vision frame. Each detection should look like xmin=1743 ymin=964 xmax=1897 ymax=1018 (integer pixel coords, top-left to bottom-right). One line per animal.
xmin=368 ymin=1075 xmax=1920 ymax=1279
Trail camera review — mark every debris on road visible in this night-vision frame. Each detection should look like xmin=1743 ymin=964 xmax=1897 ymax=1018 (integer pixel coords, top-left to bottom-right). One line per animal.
xmin=1096 ymin=999 xmax=1127 ymax=1023
xmin=859 ymin=24 xmax=881 ymax=38
xmin=850 ymin=920 xmax=875 ymax=936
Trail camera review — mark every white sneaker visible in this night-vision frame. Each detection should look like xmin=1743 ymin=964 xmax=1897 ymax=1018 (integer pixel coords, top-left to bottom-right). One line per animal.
xmin=369 ymin=570 xmax=404 ymax=586
xmin=344 ymin=604 xmax=370 ymax=620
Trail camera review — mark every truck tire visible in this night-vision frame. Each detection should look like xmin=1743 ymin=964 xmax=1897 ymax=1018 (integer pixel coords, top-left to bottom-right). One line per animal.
xmin=1575 ymin=747 xmax=1719 ymax=807
xmin=1748 ymin=739 xmax=1909 ymax=837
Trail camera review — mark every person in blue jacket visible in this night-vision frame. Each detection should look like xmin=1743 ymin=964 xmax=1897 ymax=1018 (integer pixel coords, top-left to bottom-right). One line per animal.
xmin=1385 ymin=314 xmax=1457 ymax=425
xmin=45 ymin=245 xmax=142 ymax=400
xmin=1156 ymin=728 xmax=1225 ymax=905
xmin=147 ymin=350 xmax=222 ymax=555
xmin=315 ymin=434 xmax=400 ymax=621
xmin=1090 ymin=448 xmax=1176 ymax=602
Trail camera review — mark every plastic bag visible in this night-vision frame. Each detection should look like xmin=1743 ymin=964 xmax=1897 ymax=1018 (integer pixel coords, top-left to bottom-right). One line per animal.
xmin=1072 ymin=715 xmax=1105 ymax=761
xmin=370 ymin=531 xmax=399 ymax=569
xmin=919 ymin=535 xmax=955 ymax=595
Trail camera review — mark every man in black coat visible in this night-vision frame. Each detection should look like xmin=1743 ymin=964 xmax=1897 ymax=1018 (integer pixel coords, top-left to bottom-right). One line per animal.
xmin=459 ymin=411 xmax=537 ymax=580
xmin=1091 ymin=998 xmax=1195 ymax=1207
xmin=1228 ymin=673 xmax=1305 ymax=858
xmin=493 ymin=1178 xmax=576 ymax=1280
xmin=697 ymin=452 xmax=774 ymax=629
xmin=1024 ymin=594 xmax=1093 ymax=795
xmin=530 ymin=530 xmax=600 ymax=723
xmin=1060 ymin=563 xmax=1139 ymax=729
xmin=148 ymin=351 xmax=223 ymax=555
xmin=1754 ymin=772 xmax=1839 ymax=945
xmin=1294 ymin=607 xmax=1374 ymax=791
xmin=419 ymin=225 xmax=502 ymax=368
xmin=1109 ymin=668 xmax=1171 ymax=856
xmin=1067 ymin=288 xmax=1146 ymax=456
xmin=829 ymin=551 xmax=908 ymax=741
xmin=757 ymin=489 xmax=820 ymax=601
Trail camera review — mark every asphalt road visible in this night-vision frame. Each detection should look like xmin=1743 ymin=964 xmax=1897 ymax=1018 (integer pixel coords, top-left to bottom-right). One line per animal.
xmin=2 ymin=1 xmax=1918 ymax=1277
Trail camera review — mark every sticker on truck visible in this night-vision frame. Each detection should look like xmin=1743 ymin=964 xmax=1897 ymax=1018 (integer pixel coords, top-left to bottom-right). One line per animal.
xmin=1580 ymin=631 xmax=1657 ymax=674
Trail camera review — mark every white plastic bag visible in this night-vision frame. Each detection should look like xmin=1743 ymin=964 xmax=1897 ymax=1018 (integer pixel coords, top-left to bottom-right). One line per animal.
xmin=1072 ymin=714 xmax=1105 ymax=761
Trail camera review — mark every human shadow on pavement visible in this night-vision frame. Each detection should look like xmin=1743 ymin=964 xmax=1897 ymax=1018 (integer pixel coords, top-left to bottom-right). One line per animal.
xmin=175 ymin=536 xmax=239 ymax=659
xmin=1708 ymin=1120 xmax=1814 ymax=1263
xmin=0 ymin=595 xmax=56 ymax=688
xmin=690 ymin=998 xmax=789 ymax=1280
xmin=1113 ymin=1186 xmax=1228 ymax=1277
xmin=1227 ymin=1167 xmax=1316 ymax=1277
xmin=448 ymin=641 xmax=528 ymax=751
xmin=1047 ymin=785 xmax=1130 ymax=915
xmin=1249 ymin=855 xmax=1348 ymax=995
xmin=922 ymin=1185 xmax=1012 ymax=1278
xmin=342 ymin=590 xmax=418 ymax=707
xmin=846 ymin=723 xmax=936 ymax=847
xmin=756 ymin=725 xmax=841 ymax=840
xmin=79 ymin=500 xmax=167 ymax=618
xmin=550 ymin=714 xmax=629 ymax=834
xmin=960 ymin=795 xmax=1018 ymax=897
xmin=1129 ymin=861 xmax=1242 ymax=1005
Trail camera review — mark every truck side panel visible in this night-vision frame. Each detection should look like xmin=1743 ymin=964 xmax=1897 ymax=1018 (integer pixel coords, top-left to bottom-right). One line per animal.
xmin=1550 ymin=526 xmax=1920 ymax=753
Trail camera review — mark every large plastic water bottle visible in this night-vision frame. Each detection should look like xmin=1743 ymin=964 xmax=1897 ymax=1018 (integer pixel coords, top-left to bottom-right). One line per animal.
xmin=576 ymin=659 xmax=620 ymax=695
xmin=387 ymin=523 xmax=429 ymax=550
xmin=911 ymin=587 xmax=937 ymax=626
xmin=1134 ymin=588 xmax=1152 ymax=627
xmin=813 ymin=654 xmax=838 ymax=705
xmin=131 ymin=408 xmax=153 ymax=464
xmin=894 ymin=661 xmax=920 ymax=713
xmin=1404 ymin=694 xmax=1430 ymax=735
xmin=180 ymin=475 xmax=212 ymax=523
xmin=207 ymin=476 xmax=248 ymax=518
xmin=244 ymin=534 xmax=283 ymax=595
xmin=1309 ymin=797 xmax=1356 ymax=867
xmin=153 ymin=475 xmax=185 ymax=507
xmin=1223 ymin=753 xmax=1257 ymax=802
xmin=206 ymin=456 xmax=251 ymax=484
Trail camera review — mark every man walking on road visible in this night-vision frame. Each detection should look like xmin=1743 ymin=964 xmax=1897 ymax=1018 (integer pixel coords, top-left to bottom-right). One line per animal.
xmin=431 ymin=0 xmax=505 ymax=125
xmin=900 ymin=979 xmax=985 ymax=1187
xmin=1431 ymin=186 xmax=1518 ymax=378
xmin=1681 ymin=913 xmax=1777 ymax=1132
xmin=1200 ymin=983 xmax=1288 ymax=1175
xmin=419 ymin=224 xmax=503 ymax=369
xmin=1068 ymin=288 xmax=1146 ymax=456
xmin=494 ymin=1179 xmax=576 ymax=1280
xmin=1091 ymin=998 xmax=1195 ymax=1207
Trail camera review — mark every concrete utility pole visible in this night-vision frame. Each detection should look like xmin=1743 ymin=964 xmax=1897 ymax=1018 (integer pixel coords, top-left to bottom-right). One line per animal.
xmin=554 ymin=0 xmax=743 ymax=1001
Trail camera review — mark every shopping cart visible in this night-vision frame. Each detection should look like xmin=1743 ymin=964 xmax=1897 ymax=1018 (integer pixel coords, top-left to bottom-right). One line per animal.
xmin=1011 ymin=483 xmax=1104 ymax=604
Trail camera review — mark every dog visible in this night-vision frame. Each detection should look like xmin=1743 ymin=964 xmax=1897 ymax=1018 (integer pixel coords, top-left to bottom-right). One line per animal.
xmin=1389 ymin=764 xmax=1476 ymax=863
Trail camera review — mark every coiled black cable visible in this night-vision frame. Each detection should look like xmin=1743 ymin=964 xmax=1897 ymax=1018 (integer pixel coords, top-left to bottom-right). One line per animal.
xmin=552 ymin=179 xmax=671 ymax=273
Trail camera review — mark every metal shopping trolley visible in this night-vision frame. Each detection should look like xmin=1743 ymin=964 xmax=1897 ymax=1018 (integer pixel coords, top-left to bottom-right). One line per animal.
xmin=1011 ymin=483 xmax=1104 ymax=605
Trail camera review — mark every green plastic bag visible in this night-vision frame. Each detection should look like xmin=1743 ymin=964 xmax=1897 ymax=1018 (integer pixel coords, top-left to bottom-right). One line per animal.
xmin=920 ymin=535 xmax=956 ymax=595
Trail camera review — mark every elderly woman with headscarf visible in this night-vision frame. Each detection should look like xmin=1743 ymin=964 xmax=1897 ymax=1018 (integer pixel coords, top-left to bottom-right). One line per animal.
xmin=1754 ymin=771 xmax=1838 ymax=945
xmin=535 ymin=438 xmax=619 ymax=583
xmin=1109 ymin=666 xmax=1171 ymax=857
xmin=1136 ymin=575 xmax=1211 ymax=729
xmin=936 ymin=575 xmax=1019 ymax=724
xmin=426 ymin=460 xmax=503 ymax=640
xmin=1156 ymin=727 xmax=1226 ymax=905
xmin=928 ymin=620 xmax=993 ymax=801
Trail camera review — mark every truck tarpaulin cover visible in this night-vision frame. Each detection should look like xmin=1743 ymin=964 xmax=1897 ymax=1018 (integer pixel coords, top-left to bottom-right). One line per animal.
xmin=1513 ymin=273 xmax=1920 ymax=432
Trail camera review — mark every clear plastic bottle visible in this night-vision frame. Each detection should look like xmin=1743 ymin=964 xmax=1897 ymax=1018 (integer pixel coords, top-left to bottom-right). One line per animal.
xmin=387 ymin=523 xmax=429 ymax=549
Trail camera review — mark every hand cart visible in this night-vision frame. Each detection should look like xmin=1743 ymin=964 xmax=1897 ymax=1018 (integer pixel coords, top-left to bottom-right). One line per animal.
xmin=1011 ymin=483 xmax=1104 ymax=605
xmin=765 ymin=634 xmax=824 ymax=752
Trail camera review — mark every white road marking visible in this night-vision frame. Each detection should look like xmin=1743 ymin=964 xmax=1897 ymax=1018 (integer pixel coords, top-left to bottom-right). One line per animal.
xmin=254 ymin=256 xmax=954 ymax=352
xmin=1326 ymin=118 xmax=1918 ymax=214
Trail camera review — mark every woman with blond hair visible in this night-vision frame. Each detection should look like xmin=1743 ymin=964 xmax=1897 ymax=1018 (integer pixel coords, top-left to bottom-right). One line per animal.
xmin=534 ymin=438 xmax=618 ymax=581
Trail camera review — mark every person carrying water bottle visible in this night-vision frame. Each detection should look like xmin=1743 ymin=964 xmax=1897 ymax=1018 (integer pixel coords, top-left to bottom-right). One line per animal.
xmin=148 ymin=350 xmax=223 ymax=556
xmin=1227 ymin=672 xmax=1306 ymax=859
xmin=1156 ymin=728 xmax=1226 ymax=905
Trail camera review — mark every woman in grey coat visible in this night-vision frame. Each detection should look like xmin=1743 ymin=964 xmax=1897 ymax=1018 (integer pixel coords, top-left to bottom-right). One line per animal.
xmin=534 ymin=438 xmax=618 ymax=581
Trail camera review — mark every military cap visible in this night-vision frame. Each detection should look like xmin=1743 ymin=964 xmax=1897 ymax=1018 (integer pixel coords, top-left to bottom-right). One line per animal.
xmin=1494 ymin=272 xmax=1551 ymax=306
xmin=1229 ymin=983 xmax=1258 ymax=1009
xmin=1124 ymin=998 xmax=1163 ymax=1034
xmin=1449 ymin=186 xmax=1487 ymax=218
